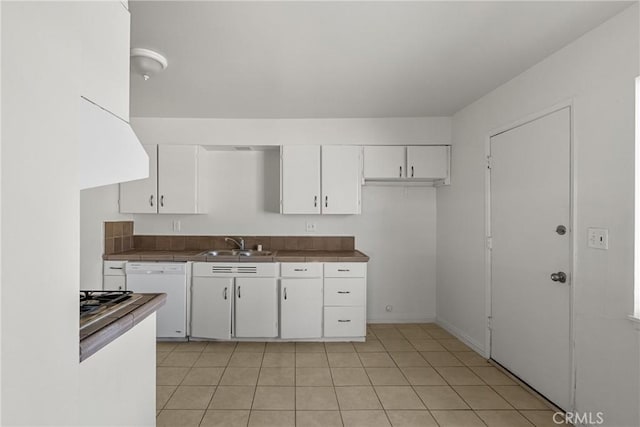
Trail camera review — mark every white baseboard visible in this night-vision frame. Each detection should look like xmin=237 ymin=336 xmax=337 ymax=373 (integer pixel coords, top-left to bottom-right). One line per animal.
xmin=367 ymin=316 xmax=437 ymax=324
xmin=436 ymin=316 xmax=487 ymax=356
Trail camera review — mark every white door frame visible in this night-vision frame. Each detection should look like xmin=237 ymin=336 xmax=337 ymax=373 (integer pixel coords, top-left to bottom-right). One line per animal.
xmin=484 ymin=99 xmax=576 ymax=411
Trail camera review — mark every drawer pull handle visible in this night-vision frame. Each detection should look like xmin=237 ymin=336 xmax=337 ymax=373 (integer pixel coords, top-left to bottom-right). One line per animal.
xmin=284 ymin=288 xmax=287 ymax=300
xmin=337 ymin=291 xmax=351 ymax=294
xmin=223 ymin=287 xmax=228 ymax=300
xmin=338 ymin=319 xmax=351 ymax=323
xmin=237 ymin=286 xmax=241 ymax=298
xmin=109 ymin=267 xmax=124 ymax=270
xmin=337 ymin=269 xmax=350 ymax=272
xmin=293 ymin=268 xmax=307 ymax=272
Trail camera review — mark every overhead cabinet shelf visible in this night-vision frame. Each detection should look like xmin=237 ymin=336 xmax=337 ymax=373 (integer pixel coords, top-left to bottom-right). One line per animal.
xmin=363 ymin=145 xmax=450 ymax=185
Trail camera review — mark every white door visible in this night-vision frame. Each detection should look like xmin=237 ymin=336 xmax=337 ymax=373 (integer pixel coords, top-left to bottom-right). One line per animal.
xmin=407 ymin=146 xmax=449 ymax=179
xmin=191 ymin=277 xmax=232 ymax=340
xmin=280 ymin=278 xmax=323 ymax=339
xmin=119 ymin=144 xmax=157 ymax=213
xmin=321 ymin=146 xmax=361 ymax=214
xmin=281 ymin=145 xmax=321 ymax=214
xmin=235 ymin=278 xmax=278 ymax=338
xmin=363 ymin=146 xmax=406 ymax=179
xmin=158 ymin=145 xmax=199 ymax=214
xmin=490 ymin=107 xmax=571 ymax=410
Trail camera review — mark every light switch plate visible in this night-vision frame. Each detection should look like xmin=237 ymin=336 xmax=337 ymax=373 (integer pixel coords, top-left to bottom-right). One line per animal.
xmin=588 ymin=227 xmax=608 ymax=250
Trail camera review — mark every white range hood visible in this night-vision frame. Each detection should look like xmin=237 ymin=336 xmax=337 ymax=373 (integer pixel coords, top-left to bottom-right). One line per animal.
xmin=79 ymin=97 xmax=149 ymax=189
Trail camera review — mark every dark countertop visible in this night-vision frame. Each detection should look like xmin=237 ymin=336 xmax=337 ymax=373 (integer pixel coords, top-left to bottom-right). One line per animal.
xmin=80 ymin=293 xmax=167 ymax=362
xmin=103 ymin=249 xmax=370 ymax=263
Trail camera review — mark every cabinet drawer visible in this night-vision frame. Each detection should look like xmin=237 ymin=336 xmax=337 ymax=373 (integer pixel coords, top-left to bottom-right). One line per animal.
xmin=280 ymin=263 xmax=322 ymax=278
xmin=324 ymin=263 xmax=366 ymax=278
xmin=324 ymin=307 xmax=365 ymax=337
xmin=104 ymin=261 xmax=126 ymax=276
xmin=324 ymin=278 xmax=365 ymax=306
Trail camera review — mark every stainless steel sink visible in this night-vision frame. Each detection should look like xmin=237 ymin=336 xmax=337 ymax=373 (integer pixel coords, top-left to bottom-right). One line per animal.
xmin=236 ymin=250 xmax=273 ymax=257
xmin=200 ymin=249 xmax=273 ymax=257
xmin=200 ymin=250 xmax=237 ymax=256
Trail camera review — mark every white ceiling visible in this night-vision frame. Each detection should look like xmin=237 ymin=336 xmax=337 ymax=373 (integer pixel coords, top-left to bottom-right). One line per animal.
xmin=129 ymin=1 xmax=632 ymax=119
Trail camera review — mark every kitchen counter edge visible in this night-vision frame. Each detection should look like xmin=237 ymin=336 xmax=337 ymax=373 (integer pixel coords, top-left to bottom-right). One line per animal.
xmin=80 ymin=293 xmax=167 ymax=362
xmin=103 ymin=250 xmax=370 ymax=263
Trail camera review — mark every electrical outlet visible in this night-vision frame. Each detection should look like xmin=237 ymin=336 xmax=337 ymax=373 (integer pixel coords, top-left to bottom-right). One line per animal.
xmin=588 ymin=228 xmax=608 ymax=250
xmin=172 ymin=220 xmax=181 ymax=232
xmin=306 ymin=222 xmax=317 ymax=232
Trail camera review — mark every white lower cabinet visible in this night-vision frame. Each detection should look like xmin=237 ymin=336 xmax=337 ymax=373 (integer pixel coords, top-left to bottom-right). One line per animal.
xmin=191 ymin=277 xmax=232 ymax=340
xmin=323 ymin=263 xmax=367 ymax=338
xmin=235 ymin=278 xmax=278 ymax=338
xmin=280 ymin=263 xmax=323 ymax=339
xmin=190 ymin=261 xmax=366 ymax=341
xmin=103 ymin=260 xmax=126 ymax=291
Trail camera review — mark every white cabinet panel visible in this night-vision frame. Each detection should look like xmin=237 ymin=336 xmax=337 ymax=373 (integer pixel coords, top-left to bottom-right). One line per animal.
xmin=80 ymin=0 xmax=130 ymax=121
xmin=363 ymin=146 xmax=405 ymax=179
xmin=235 ymin=278 xmax=278 ymax=338
xmin=103 ymin=276 xmax=125 ymax=291
xmin=119 ymin=144 xmax=157 ymax=213
xmin=324 ymin=278 xmax=365 ymax=306
xmin=324 ymin=307 xmax=366 ymax=337
xmin=280 ymin=278 xmax=323 ymax=339
xmin=280 ymin=263 xmax=323 ymax=278
xmin=321 ymin=146 xmax=361 ymax=214
xmin=281 ymin=146 xmax=321 ymax=214
xmin=407 ymin=146 xmax=449 ymax=179
xmin=191 ymin=277 xmax=232 ymax=340
xmin=158 ymin=145 xmax=200 ymax=214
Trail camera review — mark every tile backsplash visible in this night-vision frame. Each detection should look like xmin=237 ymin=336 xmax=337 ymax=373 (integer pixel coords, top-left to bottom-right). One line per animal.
xmin=104 ymin=221 xmax=134 ymax=255
xmin=103 ymin=222 xmax=355 ymax=254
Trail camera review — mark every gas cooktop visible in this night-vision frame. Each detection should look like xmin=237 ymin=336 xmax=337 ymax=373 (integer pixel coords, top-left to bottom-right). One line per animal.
xmin=80 ymin=290 xmax=142 ymax=331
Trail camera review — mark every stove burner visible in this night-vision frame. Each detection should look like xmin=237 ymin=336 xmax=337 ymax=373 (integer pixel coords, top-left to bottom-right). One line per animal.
xmin=80 ymin=290 xmax=133 ymax=318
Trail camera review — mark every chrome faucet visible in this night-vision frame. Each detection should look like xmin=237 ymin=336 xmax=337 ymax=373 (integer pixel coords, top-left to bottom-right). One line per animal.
xmin=225 ymin=237 xmax=245 ymax=250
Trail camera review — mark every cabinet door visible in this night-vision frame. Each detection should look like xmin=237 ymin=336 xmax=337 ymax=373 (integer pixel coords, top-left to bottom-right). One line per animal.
xmin=363 ymin=146 xmax=406 ymax=179
xmin=281 ymin=278 xmax=323 ymax=339
xmin=80 ymin=0 xmax=130 ymax=121
xmin=103 ymin=276 xmax=125 ymax=291
xmin=119 ymin=144 xmax=158 ymax=213
xmin=406 ymin=146 xmax=449 ymax=179
xmin=235 ymin=278 xmax=278 ymax=338
xmin=281 ymin=146 xmax=321 ymax=214
xmin=191 ymin=277 xmax=232 ymax=340
xmin=321 ymin=146 xmax=362 ymax=214
xmin=158 ymin=145 xmax=199 ymax=214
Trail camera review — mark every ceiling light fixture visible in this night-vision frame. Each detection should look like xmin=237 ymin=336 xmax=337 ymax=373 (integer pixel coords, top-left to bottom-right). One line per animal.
xmin=130 ymin=48 xmax=168 ymax=81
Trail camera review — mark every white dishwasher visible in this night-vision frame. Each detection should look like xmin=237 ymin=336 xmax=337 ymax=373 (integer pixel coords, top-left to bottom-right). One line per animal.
xmin=126 ymin=262 xmax=187 ymax=339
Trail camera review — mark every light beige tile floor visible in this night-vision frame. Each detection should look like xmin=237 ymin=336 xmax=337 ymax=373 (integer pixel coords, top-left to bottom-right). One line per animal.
xmin=156 ymin=323 xmax=564 ymax=426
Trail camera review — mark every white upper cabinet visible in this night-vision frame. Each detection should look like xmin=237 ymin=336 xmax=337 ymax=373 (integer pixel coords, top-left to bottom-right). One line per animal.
xmin=407 ymin=146 xmax=449 ymax=179
xmin=363 ymin=145 xmax=450 ymax=183
xmin=281 ymin=145 xmax=361 ymax=215
xmin=281 ymin=146 xmax=321 ymax=214
xmin=158 ymin=145 xmax=200 ymax=214
xmin=80 ymin=1 xmax=130 ymax=121
xmin=363 ymin=146 xmax=406 ymax=179
xmin=120 ymin=145 xmax=202 ymax=214
xmin=321 ymin=146 xmax=362 ymax=215
xmin=119 ymin=145 xmax=157 ymax=213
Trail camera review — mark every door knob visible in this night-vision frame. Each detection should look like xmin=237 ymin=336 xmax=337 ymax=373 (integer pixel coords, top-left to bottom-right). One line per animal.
xmin=556 ymin=225 xmax=567 ymax=235
xmin=550 ymin=272 xmax=567 ymax=283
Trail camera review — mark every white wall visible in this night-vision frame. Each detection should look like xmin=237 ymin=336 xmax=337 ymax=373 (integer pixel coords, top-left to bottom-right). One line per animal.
xmin=133 ymin=150 xmax=437 ymax=322
xmin=80 ymin=184 xmax=131 ymax=290
xmin=437 ymin=4 xmax=639 ymax=425
xmin=2 ymin=3 xmax=80 ymax=424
